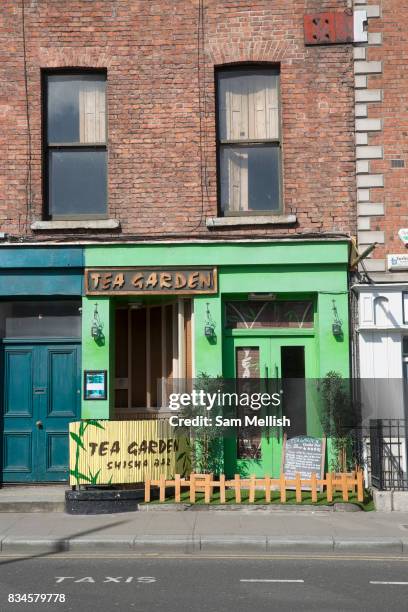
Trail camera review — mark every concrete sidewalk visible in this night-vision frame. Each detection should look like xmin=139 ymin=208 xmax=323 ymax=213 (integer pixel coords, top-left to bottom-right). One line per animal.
xmin=1 ymin=509 xmax=408 ymax=555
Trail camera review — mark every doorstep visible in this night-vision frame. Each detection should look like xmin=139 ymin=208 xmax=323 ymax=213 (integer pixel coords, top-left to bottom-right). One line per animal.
xmin=0 ymin=485 xmax=67 ymax=512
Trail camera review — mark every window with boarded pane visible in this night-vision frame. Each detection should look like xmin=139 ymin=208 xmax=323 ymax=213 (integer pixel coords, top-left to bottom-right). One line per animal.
xmin=44 ymin=72 xmax=107 ymax=219
xmin=217 ymin=67 xmax=281 ymax=215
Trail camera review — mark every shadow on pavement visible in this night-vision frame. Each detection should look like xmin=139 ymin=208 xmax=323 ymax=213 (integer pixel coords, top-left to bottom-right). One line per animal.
xmin=0 ymin=518 xmax=133 ymax=567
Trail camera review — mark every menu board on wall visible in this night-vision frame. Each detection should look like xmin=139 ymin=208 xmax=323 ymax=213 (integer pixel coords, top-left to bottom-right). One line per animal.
xmin=84 ymin=370 xmax=107 ymax=401
xmin=281 ymin=434 xmax=326 ymax=490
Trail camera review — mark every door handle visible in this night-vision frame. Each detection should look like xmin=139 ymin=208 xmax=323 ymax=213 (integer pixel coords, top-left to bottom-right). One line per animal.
xmin=274 ymin=364 xmax=282 ymax=441
xmin=33 ymin=388 xmax=46 ymax=395
xmin=265 ymin=365 xmax=271 ymax=397
xmin=35 ymin=420 xmax=43 ymax=429
xmin=264 ymin=365 xmax=271 ymax=442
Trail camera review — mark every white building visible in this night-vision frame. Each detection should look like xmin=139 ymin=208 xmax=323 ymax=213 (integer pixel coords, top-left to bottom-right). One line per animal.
xmin=354 ymin=284 xmax=408 ymax=422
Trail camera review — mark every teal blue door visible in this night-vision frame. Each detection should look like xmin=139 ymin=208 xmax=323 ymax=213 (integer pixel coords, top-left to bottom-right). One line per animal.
xmin=1 ymin=342 xmax=81 ymax=482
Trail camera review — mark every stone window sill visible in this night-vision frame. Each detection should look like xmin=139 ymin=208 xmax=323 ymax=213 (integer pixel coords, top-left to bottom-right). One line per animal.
xmin=31 ymin=219 xmax=120 ymax=231
xmin=206 ymin=214 xmax=297 ymax=228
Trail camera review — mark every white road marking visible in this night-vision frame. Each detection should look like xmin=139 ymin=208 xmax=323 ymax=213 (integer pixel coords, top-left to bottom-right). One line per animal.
xmin=54 ymin=576 xmax=156 ymax=584
xmin=240 ymin=579 xmax=304 ymax=583
xmin=370 ymin=581 xmax=408 ymax=585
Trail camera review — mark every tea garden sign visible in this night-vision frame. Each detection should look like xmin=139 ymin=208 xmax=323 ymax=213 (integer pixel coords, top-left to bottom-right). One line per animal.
xmin=69 ymin=420 xmax=190 ymax=486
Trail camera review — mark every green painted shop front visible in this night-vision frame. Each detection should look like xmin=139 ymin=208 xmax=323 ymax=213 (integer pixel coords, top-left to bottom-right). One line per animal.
xmin=81 ymin=240 xmax=350 ymax=477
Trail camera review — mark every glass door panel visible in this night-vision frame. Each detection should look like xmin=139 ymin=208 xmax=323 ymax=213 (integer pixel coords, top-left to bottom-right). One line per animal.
xmin=224 ymin=335 xmax=315 ymax=477
xmin=224 ymin=337 xmax=272 ymax=477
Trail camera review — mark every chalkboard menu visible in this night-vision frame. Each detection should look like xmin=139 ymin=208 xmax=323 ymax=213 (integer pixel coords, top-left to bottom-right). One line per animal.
xmin=281 ymin=435 xmax=326 ymax=489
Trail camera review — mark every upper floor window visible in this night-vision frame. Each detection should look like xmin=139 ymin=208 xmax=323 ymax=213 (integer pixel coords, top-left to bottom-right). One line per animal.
xmin=217 ymin=66 xmax=281 ymax=215
xmin=44 ymin=72 xmax=107 ymax=219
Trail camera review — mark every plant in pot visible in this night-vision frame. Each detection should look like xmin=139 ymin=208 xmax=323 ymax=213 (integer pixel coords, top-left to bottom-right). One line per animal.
xmin=179 ymin=372 xmax=228 ymax=476
xmin=320 ymin=371 xmax=359 ymax=474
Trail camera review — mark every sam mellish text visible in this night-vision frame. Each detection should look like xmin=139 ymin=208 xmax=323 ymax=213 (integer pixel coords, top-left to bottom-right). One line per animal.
xmin=169 ymin=415 xmax=291 ymax=428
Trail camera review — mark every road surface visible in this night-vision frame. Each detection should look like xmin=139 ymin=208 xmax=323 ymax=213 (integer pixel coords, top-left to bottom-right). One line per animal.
xmin=0 ymin=553 xmax=408 ymax=611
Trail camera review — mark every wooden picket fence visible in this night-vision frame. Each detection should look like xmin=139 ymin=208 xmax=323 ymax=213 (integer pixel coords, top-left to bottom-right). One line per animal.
xmin=144 ymin=471 xmax=364 ymax=504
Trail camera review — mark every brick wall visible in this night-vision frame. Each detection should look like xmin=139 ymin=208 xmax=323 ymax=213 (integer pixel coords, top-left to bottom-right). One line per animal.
xmin=0 ymin=0 xmax=356 ymax=240
xmin=355 ymin=0 xmax=408 ymax=274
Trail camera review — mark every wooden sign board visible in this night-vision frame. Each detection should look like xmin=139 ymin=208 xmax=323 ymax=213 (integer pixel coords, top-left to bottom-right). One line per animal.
xmin=281 ymin=434 xmax=326 ymax=490
xmin=69 ymin=419 xmax=190 ymax=486
xmin=85 ymin=267 xmax=217 ymax=296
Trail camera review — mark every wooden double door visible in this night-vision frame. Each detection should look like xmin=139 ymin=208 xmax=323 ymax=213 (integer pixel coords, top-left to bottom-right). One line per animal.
xmin=1 ymin=341 xmax=81 ymax=482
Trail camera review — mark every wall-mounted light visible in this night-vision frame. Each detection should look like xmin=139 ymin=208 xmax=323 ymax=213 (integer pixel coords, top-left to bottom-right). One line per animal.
xmin=91 ymin=303 xmax=104 ymax=341
xmin=204 ymin=302 xmax=216 ymax=338
xmin=332 ymin=299 xmax=343 ymax=337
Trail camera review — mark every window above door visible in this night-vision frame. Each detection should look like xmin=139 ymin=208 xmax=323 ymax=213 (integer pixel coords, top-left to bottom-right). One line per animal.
xmin=0 ymin=300 xmax=82 ymax=339
xmin=225 ymin=300 xmax=314 ymax=330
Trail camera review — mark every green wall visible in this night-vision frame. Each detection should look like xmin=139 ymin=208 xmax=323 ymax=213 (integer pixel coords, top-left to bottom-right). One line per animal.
xmin=81 ymin=240 xmax=350 ymax=460
xmin=81 ymin=296 xmax=115 ymax=419
xmin=85 ymin=241 xmax=348 ymax=268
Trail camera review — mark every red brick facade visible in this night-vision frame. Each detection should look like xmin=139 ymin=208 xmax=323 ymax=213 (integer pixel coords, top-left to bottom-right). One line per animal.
xmin=0 ymin=1 xmax=356 ymax=240
xmin=359 ymin=0 xmax=408 ymax=268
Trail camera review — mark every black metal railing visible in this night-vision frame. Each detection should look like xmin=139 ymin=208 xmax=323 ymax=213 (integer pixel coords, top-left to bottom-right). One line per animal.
xmin=367 ymin=419 xmax=408 ymax=491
